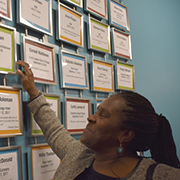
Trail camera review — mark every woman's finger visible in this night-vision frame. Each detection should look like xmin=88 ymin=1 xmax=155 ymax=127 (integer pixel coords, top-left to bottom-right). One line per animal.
xmin=16 ymin=60 xmax=33 ymax=76
xmin=17 ymin=69 xmax=25 ymax=79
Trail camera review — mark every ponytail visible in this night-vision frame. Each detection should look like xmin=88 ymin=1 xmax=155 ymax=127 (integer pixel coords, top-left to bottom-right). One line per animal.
xmin=114 ymin=92 xmax=180 ymax=168
xmin=150 ymin=114 xmax=180 ymax=168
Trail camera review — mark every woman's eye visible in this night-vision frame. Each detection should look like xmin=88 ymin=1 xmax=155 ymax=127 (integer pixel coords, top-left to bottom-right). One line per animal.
xmin=100 ymin=113 xmax=106 ymax=118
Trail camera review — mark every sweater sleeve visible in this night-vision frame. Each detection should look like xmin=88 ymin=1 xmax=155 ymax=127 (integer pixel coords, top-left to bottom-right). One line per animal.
xmin=28 ymin=93 xmax=80 ymax=160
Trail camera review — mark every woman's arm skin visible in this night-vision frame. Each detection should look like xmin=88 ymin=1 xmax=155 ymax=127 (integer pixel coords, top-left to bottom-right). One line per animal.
xmin=16 ymin=60 xmax=38 ymax=99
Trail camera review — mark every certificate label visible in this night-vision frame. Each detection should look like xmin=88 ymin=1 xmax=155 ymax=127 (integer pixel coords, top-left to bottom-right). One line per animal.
xmin=0 ymin=148 xmax=20 ymax=180
xmin=32 ymin=95 xmax=59 ymax=135
xmin=62 ymin=52 xmax=88 ymax=89
xmin=0 ymin=89 xmax=22 ymax=136
xmin=59 ymin=4 xmax=82 ymax=46
xmin=21 ymin=0 xmax=51 ymax=33
xmin=117 ymin=62 xmax=134 ymax=90
xmin=0 ymin=26 xmax=15 ymax=73
xmin=93 ymin=60 xmax=114 ymax=92
xmin=90 ymin=18 xmax=110 ymax=53
xmin=66 ymin=99 xmax=90 ymax=133
xmin=24 ymin=38 xmax=55 ymax=84
xmin=110 ymin=0 xmax=129 ymax=30
xmin=32 ymin=145 xmax=60 ymax=180
xmin=113 ymin=29 xmax=132 ymax=59
xmin=87 ymin=0 xmax=106 ymax=18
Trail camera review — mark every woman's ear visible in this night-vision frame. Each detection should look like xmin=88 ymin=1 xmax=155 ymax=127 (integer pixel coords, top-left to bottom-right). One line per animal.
xmin=118 ymin=129 xmax=135 ymax=143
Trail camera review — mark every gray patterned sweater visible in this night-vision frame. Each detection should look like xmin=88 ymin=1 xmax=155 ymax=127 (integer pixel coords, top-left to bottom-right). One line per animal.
xmin=28 ymin=93 xmax=180 ymax=180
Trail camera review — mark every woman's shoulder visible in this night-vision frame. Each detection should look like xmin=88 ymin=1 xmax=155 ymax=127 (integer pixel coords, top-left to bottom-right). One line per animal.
xmin=140 ymin=158 xmax=180 ymax=180
xmin=130 ymin=158 xmax=180 ymax=180
xmin=153 ymin=163 xmax=180 ymax=180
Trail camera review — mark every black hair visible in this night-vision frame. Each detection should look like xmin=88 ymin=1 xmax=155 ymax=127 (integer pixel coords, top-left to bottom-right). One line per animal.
xmin=114 ymin=91 xmax=180 ymax=168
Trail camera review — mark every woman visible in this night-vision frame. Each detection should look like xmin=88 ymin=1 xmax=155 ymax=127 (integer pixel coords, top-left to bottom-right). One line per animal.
xmin=17 ymin=60 xmax=180 ymax=180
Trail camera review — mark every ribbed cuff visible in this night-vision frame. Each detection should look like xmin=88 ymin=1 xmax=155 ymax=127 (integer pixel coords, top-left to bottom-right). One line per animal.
xmin=28 ymin=91 xmax=42 ymax=103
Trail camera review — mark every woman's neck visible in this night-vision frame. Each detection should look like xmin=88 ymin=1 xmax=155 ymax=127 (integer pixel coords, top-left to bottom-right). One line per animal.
xmin=93 ymin=151 xmax=140 ymax=178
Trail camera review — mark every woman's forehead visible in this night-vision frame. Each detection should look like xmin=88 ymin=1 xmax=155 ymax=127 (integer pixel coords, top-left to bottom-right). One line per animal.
xmin=99 ymin=95 xmax=125 ymax=112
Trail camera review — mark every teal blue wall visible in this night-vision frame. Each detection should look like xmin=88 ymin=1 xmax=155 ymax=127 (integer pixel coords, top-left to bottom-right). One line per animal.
xmin=0 ymin=0 xmax=180 ymax=179
xmin=124 ymin=0 xmax=180 ymax=157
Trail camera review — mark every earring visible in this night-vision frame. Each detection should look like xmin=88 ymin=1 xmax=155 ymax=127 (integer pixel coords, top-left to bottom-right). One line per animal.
xmin=117 ymin=142 xmax=124 ymax=154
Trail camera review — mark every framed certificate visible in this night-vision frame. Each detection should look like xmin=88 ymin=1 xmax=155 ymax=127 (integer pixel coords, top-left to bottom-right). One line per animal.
xmin=92 ymin=59 xmax=114 ymax=92
xmin=0 ymin=24 xmax=16 ymax=75
xmin=31 ymin=144 xmax=60 ymax=180
xmin=0 ymin=86 xmax=23 ymax=137
xmin=60 ymin=51 xmax=89 ymax=90
xmin=85 ymin=0 xmax=108 ymax=20
xmin=111 ymin=27 xmax=132 ymax=60
xmin=116 ymin=61 xmax=135 ymax=91
xmin=31 ymin=93 xmax=60 ymax=136
xmin=109 ymin=0 xmax=130 ymax=31
xmin=0 ymin=0 xmax=12 ymax=21
xmin=17 ymin=0 xmax=53 ymax=35
xmin=0 ymin=146 xmax=22 ymax=180
xmin=65 ymin=97 xmax=91 ymax=134
xmin=63 ymin=0 xmax=83 ymax=8
xmin=22 ymin=36 xmax=57 ymax=85
xmin=57 ymin=2 xmax=84 ymax=47
xmin=88 ymin=16 xmax=111 ymax=54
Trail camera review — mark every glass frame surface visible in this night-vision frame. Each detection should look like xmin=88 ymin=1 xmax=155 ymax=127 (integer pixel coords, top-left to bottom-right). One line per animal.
xmin=84 ymin=0 xmax=108 ymax=20
xmin=91 ymin=59 xmax=114 ymax=93
xmin=65 ymin=97 xmax=91 ymax=134
xmin=21 ymin=35 xmax=57 ymax=85
xmin=17 ymin=0 xmax=53 ymax=35
xmin=0 ymin=23 xmax=16 ymax=75
xmin=111 ymin=27 xmax=132 ymax=60
xmin=109 ymin=0 xmax=130 ymax=31
xmin=0 ymin=0 xmax=12 ymax=21
xmin=116 ymin=61 xmax=135 ymax=91
xmin=88 ymin=16 xmax=111 ymax=54
xmin=0 ymin=146 xmax=22 ymax=180
xmin=31 ymin=143 xmax=60 ymax=180
xmin=60 ymin=50 xmax=89 ymax=90
xmin=0 ymin=86 xmax=23 ymax=138
xmin=57 ymin=1 xmax=84 ymax=47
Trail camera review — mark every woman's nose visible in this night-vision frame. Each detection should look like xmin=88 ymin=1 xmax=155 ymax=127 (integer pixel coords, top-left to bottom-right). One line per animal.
xmin=87 ymin=114 xmax=96 ymax=123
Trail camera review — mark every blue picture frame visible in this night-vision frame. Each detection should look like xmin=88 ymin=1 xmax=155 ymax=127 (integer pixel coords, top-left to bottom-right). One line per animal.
xmin=0 ymin=146 xmax=22 ymax=180
xmin=109 ymin=0 xmax=130 ymax=31
xmin=60 ymin=51 xmax=89 ymax=90
xmin=17 ymin=0 xmax=53 ymax=35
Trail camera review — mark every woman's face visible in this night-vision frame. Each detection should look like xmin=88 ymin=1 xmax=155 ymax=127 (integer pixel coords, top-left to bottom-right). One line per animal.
xmin=80 ymin=95 xmax=126 ymax=152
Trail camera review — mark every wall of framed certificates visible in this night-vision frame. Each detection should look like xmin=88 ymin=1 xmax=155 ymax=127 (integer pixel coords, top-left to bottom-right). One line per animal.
xmin=0 ymin=0 xmax=134 ymax=179
xmin=1 ymin=0 xmax=180 ymax=179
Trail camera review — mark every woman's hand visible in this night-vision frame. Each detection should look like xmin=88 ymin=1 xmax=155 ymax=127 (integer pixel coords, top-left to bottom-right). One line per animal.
xmin=16 ymin=60 xmax=38 ymax=99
